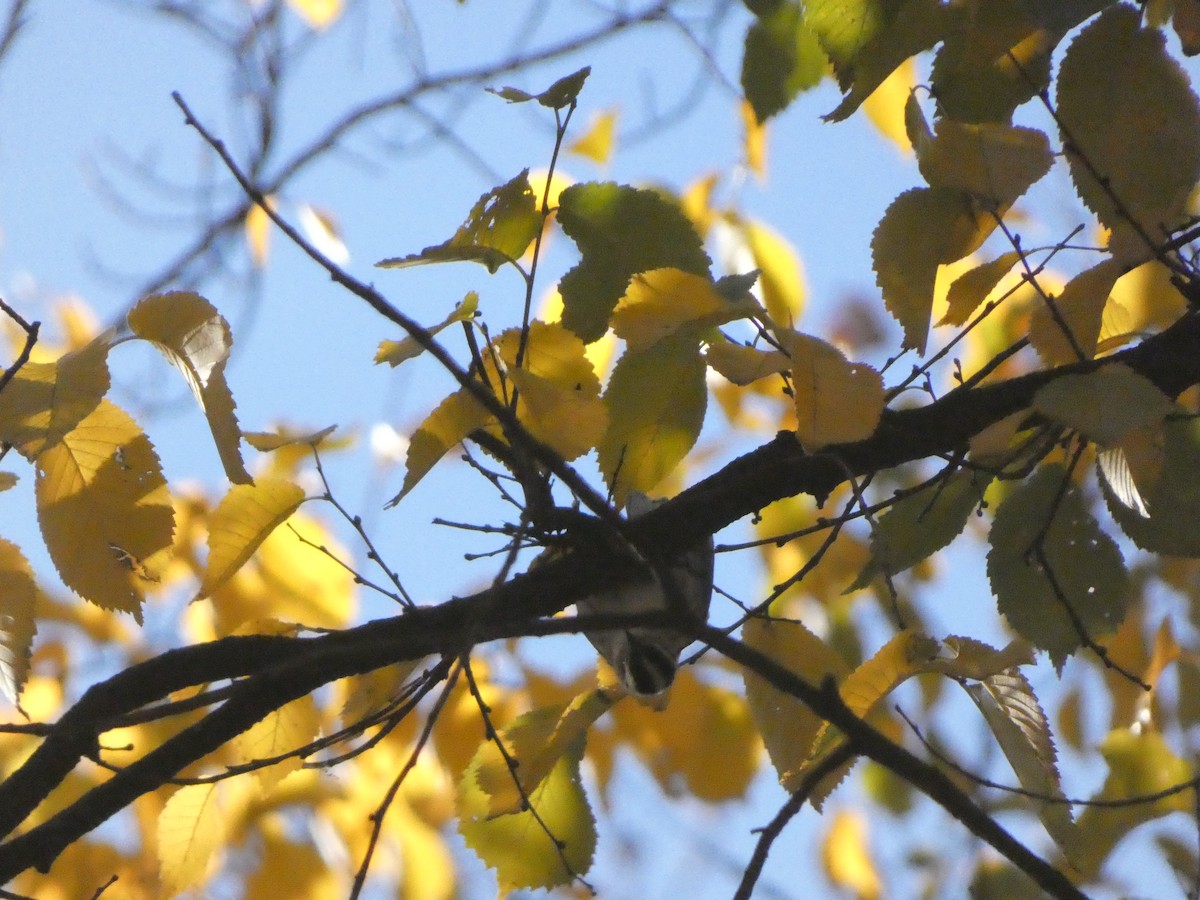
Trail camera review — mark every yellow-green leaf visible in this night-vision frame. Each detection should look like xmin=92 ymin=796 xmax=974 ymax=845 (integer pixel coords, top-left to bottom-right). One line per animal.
xmin=375 ymin=292 xmax=479 ymax=368
xmin=1057 ymin=4 xmax=1200 ymax=260
xmin=786 ymin=332 xmax=884 ymax=451
xmin=1033 ymin=365 xmax=1174 ymax=447
xmin=0 ymin=538 xmax=37 ymax=705
xmin=1029 ymin=259 xmax=1122 ymax=366
xmin=872 ymin=186 xmax=994 ymax=353
xmin=233 ymin=693 xmax=321 ymax=790
xmin=198 ymin=478 xmax=306 ymax=600
xmin=127 ymin=291 xmax=250 ymax=484
xmin=0 ymin=335 xmax=111 ymax=459
xmin=158 ymin=783 xmax=225 ymax=899
xmin=36 ymin=400 xmax=174 ymax=622
xmin=598 ymin=335 xmax=707 ymax=505
xmin=377 ymin=171 xmax=540 ymax=274
xmin=704 ymin=339 xmax=790 ymax=386
xmin=611 ymin=268 xmax=756 ymax=352
xmin=939 ymin=251 xmax=1021 ymax=327
xmin=741 ymin=1 xmax=827 ymax=123
xmin=391 ymin=389 xmax=490 ymax=504
xmin=557 ymin=182 xmax=711 ymax=343
xmin=508 ymin=367 xmax=607 ymax=461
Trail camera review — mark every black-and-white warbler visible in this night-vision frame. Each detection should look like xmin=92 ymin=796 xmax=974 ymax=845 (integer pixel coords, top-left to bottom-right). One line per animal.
xmin=577 ymin=492 xmax=715 ymax=697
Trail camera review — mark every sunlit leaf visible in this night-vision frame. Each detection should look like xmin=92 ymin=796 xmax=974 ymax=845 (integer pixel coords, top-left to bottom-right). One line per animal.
xmin=848 ymin=469 xmax=990 ymax=591
xmin=872 ymin=187 xmax=994 ymax=353
xmin=375 ymin=292 xmax=479 ymax=368
xmin=37 ymin=400 xmax=174 ymax=621
xmin=158 ymin=783 xmax=225 ymax=898
xmin=1058 ymin=4 xmax=1200 ymax=259
xmin=198 ymin=478 xmax=306 ymax=600
xmin=1029 ymin=259 xmax=1122 ymax=365
xmin=987 ymin=464 xmax=1128 ymax=669
xmin=286 ymin=0 xmax=342 ymax=30
xmin=598 ymin=335 xmax=707 ymax=506
xmin=786 ymin=331 xmax=884 ymax=451
xmin=244 ymin=197 xmax=273 ymax=267
xmin=568 ymin=109 xmax=617 ymax=164
xmin=243 ymin=424 xmax=338 ymax=452
xmin=233 ymin=693 xmax=321 ymax=790
xmin=704 ymin=339 xmax=790 ymax=385
xmin=1032 ymin=365 xmax=1174 ymax=446
xmin=0 ymin=538 xmax=37 ymax=705
xmin=127 ymin=291 xmax=250 ymax=484
xmin=822 ymin=810 xmax=881 ymax=900
xmin=611 ymin=268 xmax=757 ymax=352
xmin=296 ymin=202 xmax=349 ymax=265
xmin=939 ymin=251 xmax=1021 ymax=327
xmin=377 ymin=171 xmax=541 ymax=274
xmin=744 ymin=220 xmax=805 ymax=326
xmin=391 ymin=389 xmax=489 ymax=504
xmin=861 ymin=57 xmax=916 ymax=153
xmin=244 ymin=826 xmax=340 ymax=900
xmin=508 ymin=367 xmax=608 ymax=460
xmin=741 ymin=1 xmax=826 ymax=123
xmin=557 ymin=182 xmax=710 ymax=343
xmin=0 ymin=334 xmax=111 ymax=459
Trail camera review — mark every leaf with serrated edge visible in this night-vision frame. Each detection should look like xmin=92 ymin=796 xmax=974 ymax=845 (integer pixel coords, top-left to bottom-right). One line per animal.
xmin=127 ymin=291 xmax=250 ymax=483
xmin=375 ymin=292 xmax=478 ymax=368
xmin=1033 ymin=364 xmax=1173 ymax=447
xmin=0 ymin=539 xmax=37 ymax=705
xmin=37 ymin=400 xmax=174 ymax=622
xmin=391 ymin=389 xmax=489 ymax=505
xmin=1029 ymin=259 xmax=1122 ymax=366
xmin=705 ymin=340 xmax=790 ymax=386
xmin=848 ymin=469 xmax=990 ymax=591
xmin=787 ymin=332 xmax=884 ymax=451
xmin=987 ymin=464 xmax=1128 ymax=669
xmin=0 ymin=335 xmax=111 ymax=459
xmin=232 ymin=693 xmax=321 ymax=790
xmin=939 ymin=251 xmax=1022 ymax=327
xmin=158 ymin=783 xmax=226 ymax=898
xmin=459 ymin=725 xmax=596 ymax=891
xmin=964 ymin=670 xmax=1082 ymax=861
xmin=612 ymin=268 xmax=756 ymax=352
xmin=741 ymin=2 xmax=826 ymax=124
xmin=197 ymin=478 xmax=306 ymax=600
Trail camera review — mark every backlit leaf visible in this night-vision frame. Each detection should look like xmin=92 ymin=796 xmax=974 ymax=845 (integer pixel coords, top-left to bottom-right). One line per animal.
xmin=598 ymin=334 xmax=707 ymax=505
xmin=375 ymin=292 xmax=479 ymax=368
xmin=158 ymin=783 xmax=225 ymax=898
xmin=377 ymin=171 xmax=541 ymax=274
xmin=233 ymin=693 xmax=321 ymax=790
xmin=198 ymin=478 xmax=306 ymax=600
xmin=741 ymin=1 xmax=826 ymax=123
xmin=244 ymin=197 xmax=273 ymax=267
xmin=0 ymin=538 xmax=37 ymax=705
xmin=939 ymin=251 xmax=1021 ymax=327
xmin=0 ymin=335 xmax=111 ymax=459
xmin=822 ymin=810 xmax=882 ymax=900
xmin=508 ymin=367 xmax=607 ymax=461
xmin=848 ymin=469 xmax=990 ymax=590
xmin=704 ymin=339 xmax=790 ymax=385
xmin=296 ymin=202 xmax=349 ymax=265
xmin=987 ymin=464 xmax=1128 ymax=669
xmin=1058 ymin=4 xmax=1200 ymax=259
xmin=744 ymin=220 xmax=806 ymax=326
xmin=127 ymin=291 xmax=250 ymax=484
xmin=392 ymin=389 xmax=489 ymax=504
xmin=611 ymin=268 xmax=756 ymax=352
xmin=459 ymin=726 xmax=595 ymax=891
xmin=286 ymin=0 xmax=342 ymax=30
xmin=1032 ymin=365 xmax=1173 ymax=446
xmin=872 ymin=187 xmax=994 ymax=353
xmin=786 ymin=332 xmax=884 ymax=451
xmin=568 ymin=109 xmax=617 ymax=164
xmin=1029 ymin=259 xmax=1122 ymax=365
xmin=37 ymin=400 xmax=174 ymax=621
xmin=557 ymin=182 xmax=710 ymax=343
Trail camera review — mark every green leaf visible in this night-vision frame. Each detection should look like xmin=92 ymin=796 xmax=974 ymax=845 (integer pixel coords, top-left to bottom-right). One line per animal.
xmin=987 ymin=464 xmax=1128 ymax=670
xmin=741 ymin=2 xmax=827 ymax=123
xmin=871 ymin=186 xmax=994 ymax=353
xmin=1057 ymin=4 xmax=1200 ymax=259
xmin=598 ymin=335 xmax=707 ymax=506
xmin=377 ymin=171 xmax=541 ymax=274
xmin=848 ymin=469 xmax=990 ymax=591
xmin=1032 ymin=364 xmax=1173 ymax=447
xmin=557 ymin=183 xmax=711 ymax=343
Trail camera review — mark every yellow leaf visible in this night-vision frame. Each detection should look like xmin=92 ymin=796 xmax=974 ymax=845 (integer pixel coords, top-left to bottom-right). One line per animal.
xmin=0 ymin=335 xmax=111 ymax=459
xmin=1029 ymin=259 xmax=1122 ymax=365
xmin=127 ymin=291 xmax=250 ymax=483
xmin=459 ymin=728 xmax=595 ymax=891
xmin=0 ymin=538 xmax=37 ymax=705
xmin=158 ymin=783 xmax=225 ymax=898
xmin=244 ymin=196 xmax=274 ymax=267
xmin=567 ymin=108 xmax=618 ymax=164
xmin=198 ymin=478 xmax=306 ymax=600
xmin=822 ymin=810 xmax=881 ymax=900
xmin=245 ymin=824 xmax=341 ymax=900
xmin=705 ymin=339 xmax=790 ymax=386
xmin=508 ymin=367 xmax=607 ymax=460
xmin=598 ymin=335 xmax=707 ymax=506
xmin=740 ymin=99 xmax=768 ymax=178
xmin=37 ymin=400 xmax=174 ymax=621
xmin=611 ymin=268 xmax=753 ymax=352
xmin=861 ymin=57 xmax=915 ymax=154
xmin=287 ymin=0 xmax=342 ymax=30
xmin=744 ymin=221 xmax=806 ymax=327
xmin=838 ymin=631 xmax=939 ymax=720
xmin=234 ymin=693 xmax=322 ymax=791
xmin=872 ymin=186 xmax=995 ymax=353
xmin=243 ymin=423 xmax=338 ymax=452
xmin=473 ymin=689 xmax=613 ymax=817
xmin=393 ymin=388 xmax=489 ymax=504
xmin=375 ymin=292 xmax=478 ymax=368
xmin=786 ymin=332 xmax=884 ymax=451
xmin=939 ymin=251 xmax=1022 ymax=327
xmin=0 ymin=472 xmax=16 ymax=492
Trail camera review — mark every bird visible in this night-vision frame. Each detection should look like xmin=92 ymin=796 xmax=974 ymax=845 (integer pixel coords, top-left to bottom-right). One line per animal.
xmin=576 ymin=492 xmax=715 ymax=697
